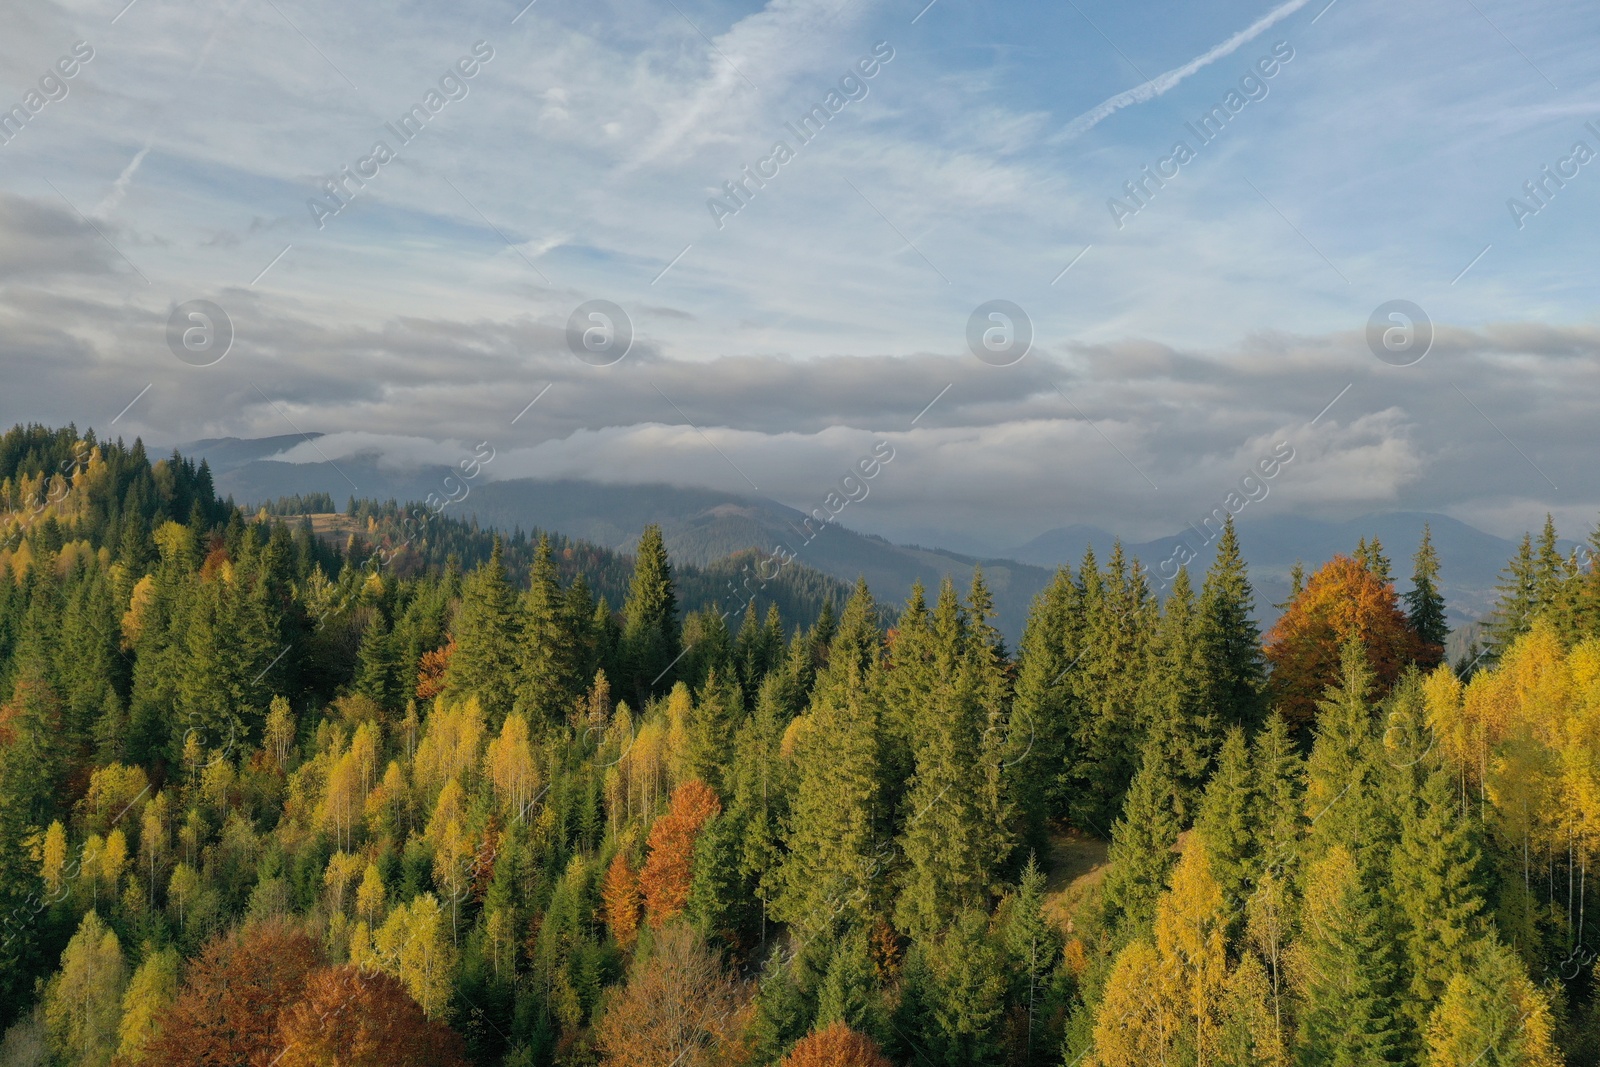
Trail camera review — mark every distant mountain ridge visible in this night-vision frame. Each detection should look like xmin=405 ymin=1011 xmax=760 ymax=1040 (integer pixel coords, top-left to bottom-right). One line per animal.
xmin=185 ymin=436 xmax=1545 ymax=646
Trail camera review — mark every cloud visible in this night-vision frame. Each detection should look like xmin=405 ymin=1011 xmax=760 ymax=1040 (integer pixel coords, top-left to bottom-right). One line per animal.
xmin=1056 ymin=0 xmax=1314 ymax=142
xmin=0 ymin=194 xmax=116 ymax=280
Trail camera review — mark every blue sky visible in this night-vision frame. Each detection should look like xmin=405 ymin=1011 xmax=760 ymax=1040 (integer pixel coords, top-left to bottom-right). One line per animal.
xmin=2 ymin=0 xmax=1598 ymax=552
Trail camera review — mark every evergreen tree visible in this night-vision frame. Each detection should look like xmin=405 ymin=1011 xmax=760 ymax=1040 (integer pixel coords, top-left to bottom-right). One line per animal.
xmin=1296 ymin=846 xmax=1403 ymax=1067
xmin=1403 ymin=524 xmax=1449 ymax=669
xmin=1194 ymin=726 xmax=1256 ymax=918
xmin=1003 ymin=854 xmax=1063 ymax=1064
xmin=515 ymin=534 xmax=578 ymax=725
xmin=620 ymin=525 xmax=680 ymax=705
xmin=1099 ymin=751 xmax=1180 ymax=939
xmin=1302 ymin=642 xmax=1391 ymax=872
xmin=443 ymin=537 xmax=520 ymax=720
xmin=896 ymin=583 xmax=995 ymax=939
xmin=1197 ymin=517 xmax=1265 ymax=732
xmin=777 ymin=584 xmax=885 ymax=938
xmin=1143 ymin=568 xmax=1215 ymax=820
xmin=1486 ymin=534 xmax=1537 ymax=661
xmin=354 ymin=611 xmax=399 ymax=711
xmin=1355 ymin=535 xmax=1393 ymax=585
xmin=1250 ymin=711 xmax=1305 ymax=880
xmin=1006 ymin=566 xmax=1080 ymax=852
xmin=1391 ymin=766 xmax=1487 ymax=1043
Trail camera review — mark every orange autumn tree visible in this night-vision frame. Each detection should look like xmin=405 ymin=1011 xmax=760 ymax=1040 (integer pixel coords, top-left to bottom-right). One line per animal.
xmin=276 ymin=965 xmax=468 ymax=1067
xmin=602 ymin=851 xmax=643 ymax=949
xmin=1264 ymin=554 xmax=1424 ymax=727
xmin=639 ymin=779 xmax=721 ymax=928
xmin=780 ymin=1022 xmax=893 ymax=1067
xmin=142 ymin=920 xmax=321 ymax=1066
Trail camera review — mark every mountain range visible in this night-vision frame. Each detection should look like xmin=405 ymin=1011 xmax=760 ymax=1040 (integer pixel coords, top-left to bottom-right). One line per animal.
xmin=185 ymin=435 xmax=1539 ymax=650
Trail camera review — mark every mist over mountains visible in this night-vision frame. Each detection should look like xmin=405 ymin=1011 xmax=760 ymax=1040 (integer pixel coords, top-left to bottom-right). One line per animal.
xmin=184 ymin=435 xmax=1541 ymax=650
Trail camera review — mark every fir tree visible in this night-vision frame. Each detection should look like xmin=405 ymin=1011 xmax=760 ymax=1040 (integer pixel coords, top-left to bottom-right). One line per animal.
xmin=443 ymin=537 xmax=520 ymax=720
xmin=1296 ymin=846 xmax=1403 ymax=1067
xmin=1194 ymin=726 xmax=1256 ymax=918
xmin=1099 ymin=751 xmax=1180 ymax=940
xmin=1486 ymin=533 xmax=1537 ymax=661
xmin=1198 ymin=517 xmax=1266 ymax=732
xmin=620 ymin=525 xmax=680 ymax=705
xmin=354 ymin=611 xmax=399 ymax=711
xmin=515 ymin=534 xmax=578 ymax=725
xmin=1143 ymin=568 xmax=1216 ymax=820
xmin=1403 ymin=524 xmax=1449 ymax=669
xmin=1391 ymin=766 xmax=1486 ymax=1043
xmin=1006 ymin=566 xmax=1080 ymax=851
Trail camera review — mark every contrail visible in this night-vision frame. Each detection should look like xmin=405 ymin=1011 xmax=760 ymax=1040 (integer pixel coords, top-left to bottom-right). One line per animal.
xmin=1058 ymin=0 xmax=1313 ymax=142
xmin=94 ymin=144 xmax=150 ymax=218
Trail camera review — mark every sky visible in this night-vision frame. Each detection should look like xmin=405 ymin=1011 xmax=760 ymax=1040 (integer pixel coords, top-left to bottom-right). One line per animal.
xmin=1 ymin=0 xmax=1598 ymax=555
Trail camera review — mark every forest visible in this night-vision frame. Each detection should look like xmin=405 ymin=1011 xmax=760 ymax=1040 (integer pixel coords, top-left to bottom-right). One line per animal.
xmin=2 ymin=420 xmax=1600 ymax=1066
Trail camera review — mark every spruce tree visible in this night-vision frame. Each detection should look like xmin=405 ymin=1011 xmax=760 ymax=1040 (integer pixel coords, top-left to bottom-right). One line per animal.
xmin=1143 ymin=568 xmax=1215 ymax=820
xmin=442 ymin=536 xmax=520 ymax=720
xmin=1302 ymin=642 xmax=1392 ymax=873
xmin=1194 ymin=726 xmax=1255 ymax=919
xmin=1099 ymin=750 xmax=1180 ymax=940
xmin=1391 ymin=766 xmax=1486 ymax=1043
xmin=354 ymin=611 xmax=399 ymax=711
xmin=1486 ymin=533 xmax=1537 ymax=661
xmin=1403 ymin=524 xmax=1449 ymax=669
xmin=1007 ymin=566 xmax=1080 ymax=851
xmin=515 ymin=534 xmax=577 ymax=725
xmin=619 ymin=524 xmax=681 ymax=705
xmin=896 ymin=583 xmax=993 ymax=939
xmin=1197 ymin=517 xmax=1265 ymax=732
xmin=1003 ymin=854 xmax=1063 ymax=1064
xmin=1250 ymin=711 xmax=1305 ymax=881
xmin=1356 ymin=535 xmax=1392 ymax=585
xmin=1296 ymin=846 xmax=1403 ymax=1067
xmin=776 ymin=583 xmax=885 ymax=938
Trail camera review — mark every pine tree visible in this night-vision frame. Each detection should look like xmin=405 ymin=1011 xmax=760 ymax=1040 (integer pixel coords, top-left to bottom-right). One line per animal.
xmin=1198 ymin=517 xmax=1266 ymax=732
xmin=515 ymin=534 xmax=578 ymax=724
xmin=1194 ymin=726 xmax=1255 ymax=919
xmin=443 ymin=537 xmax=520 ymax=720
xmin=1099 ymin=751 xmax=1180 ymax=939
xmin=1403 ymin=524 xmax=1449 ymax=669
xmin=1295 ymin=846 xmax=1403 ymax=1067
xmin=1144 ymin=568 xmax=1216 ymax=820
xmin=778 ymin=584 xmax=886 ymax=938
xmin=1486 ymin=534 xmax=1537 ymax=661
xmin=1391 ymin=766 xmax=1486 ymax=1042
xmin=620 ymin=524 xmax=681 ymax=704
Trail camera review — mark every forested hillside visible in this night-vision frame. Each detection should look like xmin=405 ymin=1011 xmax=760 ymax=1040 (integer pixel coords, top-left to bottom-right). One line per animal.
xmin=4 ymin=423 xmax=1600 ymax=1066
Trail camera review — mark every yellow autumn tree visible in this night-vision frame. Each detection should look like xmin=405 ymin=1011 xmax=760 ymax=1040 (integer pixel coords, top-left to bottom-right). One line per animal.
xmin=486 ymin=711 xmax=539 ymax=822
xmin=356 ymin=861 xmax=387 ymax=925
xmin=1153 ymin=843 xmax=1230 ymax=1065
xmin=1424 ymin=939 xmax=1560 ymax=1067
xmin=116 ymin=944 xmax=180 ymax=1063
xmin=41 ymin=819 xmax=68 ymax=896
xmin=374 ymin=892 xmax=457 ymax=1018
xmin=43 ymin=910 xmax=127 ymax=1067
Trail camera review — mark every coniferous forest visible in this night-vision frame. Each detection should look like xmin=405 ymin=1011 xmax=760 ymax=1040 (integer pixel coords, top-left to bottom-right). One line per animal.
xmin=7 ymin=421 xmax=1600 ymax=1067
